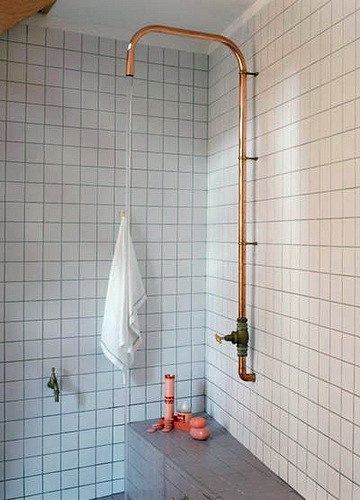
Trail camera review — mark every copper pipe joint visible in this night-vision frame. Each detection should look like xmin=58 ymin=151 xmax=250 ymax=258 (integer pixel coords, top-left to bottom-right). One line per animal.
xmin=238 ymin=356 xmax=255 ymax=382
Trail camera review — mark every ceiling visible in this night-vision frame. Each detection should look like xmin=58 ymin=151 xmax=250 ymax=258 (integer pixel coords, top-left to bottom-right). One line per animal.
xmin=24 ymin=0 xmax=260 ymax=53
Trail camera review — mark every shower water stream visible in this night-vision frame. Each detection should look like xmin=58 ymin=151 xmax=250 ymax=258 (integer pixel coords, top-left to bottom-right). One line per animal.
xmin=124 ymin=76 xmax=134 ymax=220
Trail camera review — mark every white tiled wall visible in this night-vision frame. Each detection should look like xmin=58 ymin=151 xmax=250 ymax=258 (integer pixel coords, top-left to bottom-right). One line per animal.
xmin=206 ymin=0 xmax=359 ymax=499
xmin=2 ymin=0 xmax=359 ymax=498
xmin=0 ymin=24 xmax=207 ymax=499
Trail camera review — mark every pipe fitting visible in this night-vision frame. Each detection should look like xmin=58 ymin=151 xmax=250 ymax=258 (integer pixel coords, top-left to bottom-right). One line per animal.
xmin=215 ymin=318 xmax=255 ymax=382
xmin=238 ymin=356 xmax=255 ymax=382
xmin=223 ymin=317 xmax=249 ymax=356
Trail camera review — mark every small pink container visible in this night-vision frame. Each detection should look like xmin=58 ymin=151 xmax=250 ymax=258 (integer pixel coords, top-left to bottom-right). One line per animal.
xmin=189 ymin=416 xmax=210 ymax=441
xmin=177 ymin=401 xmax=192 ymax=423
xmin=190 ymin=426 xmax=210 ymax=441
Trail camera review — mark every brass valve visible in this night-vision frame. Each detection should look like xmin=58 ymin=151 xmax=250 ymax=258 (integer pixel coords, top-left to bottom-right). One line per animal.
xmin=214 ymin=317 xmax=249 ymax=357
xmin=214 ymin=318 xmax=255 ymax=382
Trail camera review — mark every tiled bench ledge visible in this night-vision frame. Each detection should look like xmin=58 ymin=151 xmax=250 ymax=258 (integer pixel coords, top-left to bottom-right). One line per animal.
xmin=127 ymin=414 xmax=303 ymax=500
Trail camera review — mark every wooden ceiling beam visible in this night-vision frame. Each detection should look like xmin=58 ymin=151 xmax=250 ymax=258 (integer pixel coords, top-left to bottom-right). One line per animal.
xmin=0 ymin=0 xmax=57 ymax=35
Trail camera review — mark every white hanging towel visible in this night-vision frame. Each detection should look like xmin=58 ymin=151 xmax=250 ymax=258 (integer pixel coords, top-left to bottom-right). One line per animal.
xmin=101 ymin=215 xmax=146 ymax=369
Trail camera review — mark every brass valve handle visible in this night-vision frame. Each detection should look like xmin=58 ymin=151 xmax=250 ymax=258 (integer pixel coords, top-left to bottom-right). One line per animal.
xmin=215 ymin=334 xmax=224 ymax=344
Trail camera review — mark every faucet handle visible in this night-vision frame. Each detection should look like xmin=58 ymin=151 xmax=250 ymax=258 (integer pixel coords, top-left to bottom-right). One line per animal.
xmin=215 ymin=334 xmax=225 ymax=344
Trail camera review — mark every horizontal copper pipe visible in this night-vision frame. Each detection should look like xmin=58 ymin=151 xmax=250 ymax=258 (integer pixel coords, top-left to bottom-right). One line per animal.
xmin=238 ymin=356 xmax=255 ymax=382
xmin=125 ymin=24 xmax=246 ymax=76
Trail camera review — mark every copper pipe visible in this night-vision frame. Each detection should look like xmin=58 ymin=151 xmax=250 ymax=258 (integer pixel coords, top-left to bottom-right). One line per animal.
xmin=126 ymin=24 xmax=248 ymax=318
xmin=126 ymin=25 xmax=254 ymax=380
xmin=125 ymin=25 xmax=246 ymax=76
xmin=239 ymin=356 xmax=255 ymax=382
xmin=238 ymin=72 xmax=247 ymax=319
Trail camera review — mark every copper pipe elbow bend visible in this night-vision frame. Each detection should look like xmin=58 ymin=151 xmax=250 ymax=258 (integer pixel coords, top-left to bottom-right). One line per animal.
xmin=238 ymin=356 xmax=255 ymax=382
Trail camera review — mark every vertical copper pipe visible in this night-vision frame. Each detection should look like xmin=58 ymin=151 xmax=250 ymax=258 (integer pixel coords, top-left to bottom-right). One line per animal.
xmin=239 ymin=71 xmax=247 ymax=319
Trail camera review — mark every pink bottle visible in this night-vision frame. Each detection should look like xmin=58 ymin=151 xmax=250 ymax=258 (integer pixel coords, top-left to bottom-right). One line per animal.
xmin=163 ymin=374 xmax=175 ymax=432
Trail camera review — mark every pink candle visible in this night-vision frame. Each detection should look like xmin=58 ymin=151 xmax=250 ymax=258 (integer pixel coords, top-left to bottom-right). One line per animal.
xmin=164 ymin=374 xmax=175 ymax=423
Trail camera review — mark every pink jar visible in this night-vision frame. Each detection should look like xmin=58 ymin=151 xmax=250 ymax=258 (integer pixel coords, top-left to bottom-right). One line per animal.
xmin=189 ymin=416 xmax=210 ymax=441
xmin=190 ymin=426 xmax=210 ymax=440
